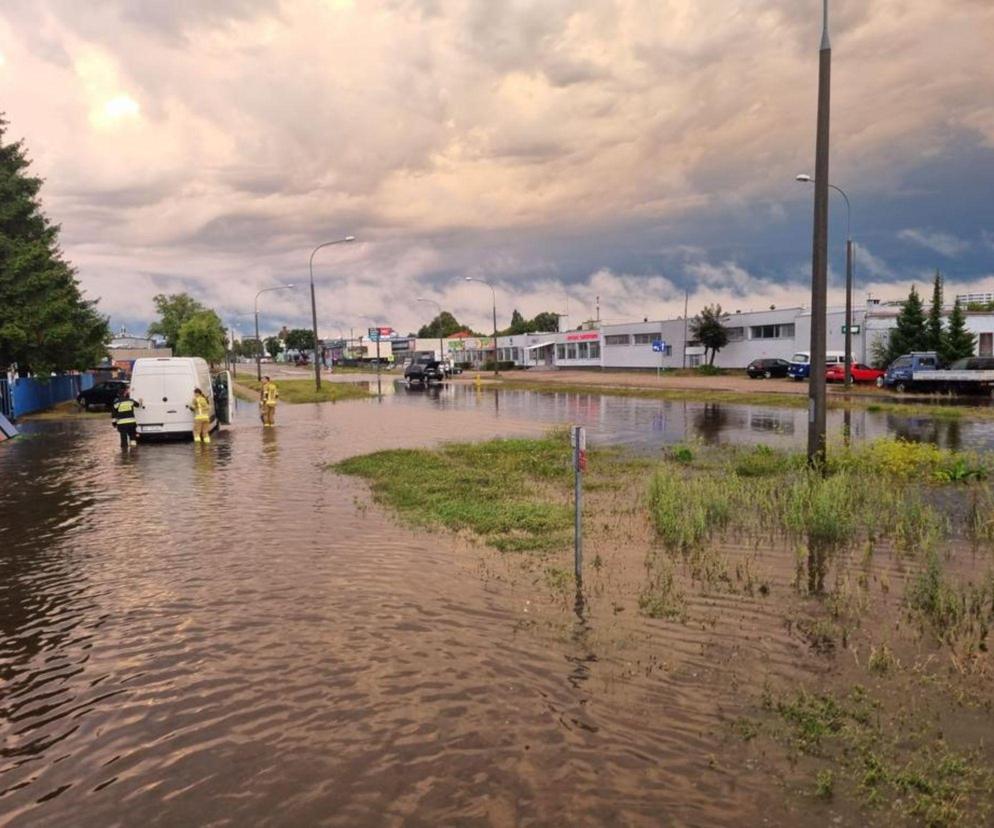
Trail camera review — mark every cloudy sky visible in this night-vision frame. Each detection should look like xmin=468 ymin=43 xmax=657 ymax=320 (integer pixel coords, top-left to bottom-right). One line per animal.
xmin=1 ymin=0 xmax=993 ymax=339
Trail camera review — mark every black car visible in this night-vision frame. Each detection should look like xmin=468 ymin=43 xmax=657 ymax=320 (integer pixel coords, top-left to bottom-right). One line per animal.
xmin=404 ymin=357 xmax=445 ymax=386
xmin=77 ymin=380 xmax=129 ymax=410
xmin=746 ymin=358 xmax=790 ymax=379
xmin=948 ymin=357 xmax=994 ymax=370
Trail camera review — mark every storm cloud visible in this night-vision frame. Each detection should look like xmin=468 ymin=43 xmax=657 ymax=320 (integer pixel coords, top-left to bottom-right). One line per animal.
xmin=1 ymin=0 xmax=992 ymax=337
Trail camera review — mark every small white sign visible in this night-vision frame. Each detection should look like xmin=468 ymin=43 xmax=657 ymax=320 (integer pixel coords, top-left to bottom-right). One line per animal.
xmin=571 ymin=425 xmax=586 ymax=450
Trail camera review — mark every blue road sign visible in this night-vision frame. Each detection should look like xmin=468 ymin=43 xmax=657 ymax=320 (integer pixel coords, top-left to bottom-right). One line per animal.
xmin=651 ymin=340 xmax=666 ymax=353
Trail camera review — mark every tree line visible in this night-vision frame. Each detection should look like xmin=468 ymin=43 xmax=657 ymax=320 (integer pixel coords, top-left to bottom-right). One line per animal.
xmin=873 ymin=272 xmax=975 ymax=367
xmin=417 ymin=308 xmax=560 ymax=339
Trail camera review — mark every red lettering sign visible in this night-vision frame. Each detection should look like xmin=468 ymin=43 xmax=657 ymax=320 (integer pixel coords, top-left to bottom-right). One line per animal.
xmin=566 ymin=332 xmax=599 ymax=342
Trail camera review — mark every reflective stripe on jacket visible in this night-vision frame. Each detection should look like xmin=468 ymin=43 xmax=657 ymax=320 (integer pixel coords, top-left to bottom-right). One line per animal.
xmin=263 ymin=383 xmax=279 ymax=406
xmin=113 ymin=399 xmax=138 ymax=426
xmin=191 ymin=395 xmax=211 ymax=421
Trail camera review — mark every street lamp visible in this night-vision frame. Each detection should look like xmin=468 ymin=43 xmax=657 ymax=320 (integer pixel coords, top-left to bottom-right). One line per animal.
xmin=308 ymin=235 xmax=356 ymax=391
xmin=806 ymin=0 xmax=832 ymax=467
xmin=254 ymin=284 xmax=295 ymax=381
xmin=797 ymin=173 xmax=853 ymax=386
xmin=465 ymin=276 xmax=498 ymax=376
xmin=417 ymin=297 xmax=446 ymax=366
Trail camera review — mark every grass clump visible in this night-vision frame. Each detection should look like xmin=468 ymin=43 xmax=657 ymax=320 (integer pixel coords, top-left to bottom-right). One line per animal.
xmin=235 ymin=377 xmax=369 ymax=404
xmin=638 ymin=551 xmax=687 ymax=621
xmin=766 ymin=684 xmax=993 ymax=824
xmin=732 ymin=444 xmax=802 ymax=477
xmin=906 ymin=551 xmax=994 ymax=657
xmin=334 ymin=436 xmax=572 ymax=553
xmin=831 ymin=438 xmax=987 ymax=482
xmin=648 ymin=466 xmax=734 ymax=551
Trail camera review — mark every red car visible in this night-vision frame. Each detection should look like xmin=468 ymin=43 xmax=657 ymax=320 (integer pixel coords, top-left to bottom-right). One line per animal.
xmin=825 ymin=363 xmax=884 ymax=384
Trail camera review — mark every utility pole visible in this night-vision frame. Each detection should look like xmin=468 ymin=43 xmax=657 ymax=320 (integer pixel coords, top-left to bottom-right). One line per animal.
xmin=807 ymin=0 xmax=832 ymax=467
xmin=682 ymin=289 xmax=689 ymax=369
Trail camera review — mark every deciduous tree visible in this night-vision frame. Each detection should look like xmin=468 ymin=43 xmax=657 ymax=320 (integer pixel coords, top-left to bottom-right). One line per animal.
xmin=264 ymin=336 xmax=284 ymax=359
xmin=284 ymin=328 xmax=316 ymax=352
xmin=689 ymin=304 xmax=729 ymax=366
xmin=147 ymin=293 xmax=207 ymax=350
xmin=175 ymin=310 xmax=226 ymax=365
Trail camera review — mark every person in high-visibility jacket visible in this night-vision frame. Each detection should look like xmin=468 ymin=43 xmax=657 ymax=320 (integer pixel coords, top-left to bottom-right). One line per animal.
xmin=188 ymin=387 xmax=212 ymax=443
xmin=261 ymin=376 xmax=279 ymax=427
xmin=111 ymin=389 xmax=141 ymax=449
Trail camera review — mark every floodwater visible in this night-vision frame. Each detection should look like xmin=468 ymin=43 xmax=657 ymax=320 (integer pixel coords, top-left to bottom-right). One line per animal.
xmin=0 ymin=387 xmax=989 ymax=826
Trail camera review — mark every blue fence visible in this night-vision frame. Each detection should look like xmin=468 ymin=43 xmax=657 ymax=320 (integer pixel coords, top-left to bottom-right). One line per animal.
xmin=1 ymin=374 xmax=94 ymax=419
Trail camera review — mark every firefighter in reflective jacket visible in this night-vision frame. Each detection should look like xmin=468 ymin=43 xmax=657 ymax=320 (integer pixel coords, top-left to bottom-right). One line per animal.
xmin=111 ymin=389 xmax=141 ymax=449
xmin=188 ymin=388 xmax=212 ymax=444
xmin=261 ymin=376 xmax=279 ymax=427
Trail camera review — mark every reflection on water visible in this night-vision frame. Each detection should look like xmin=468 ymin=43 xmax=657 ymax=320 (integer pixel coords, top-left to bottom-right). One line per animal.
xmin=1 ymin=383 xmax=992 ymax=825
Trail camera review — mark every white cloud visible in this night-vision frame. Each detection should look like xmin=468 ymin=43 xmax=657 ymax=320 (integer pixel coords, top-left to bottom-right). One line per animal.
xmin=897 ymin=228 xmax=971 ymax=257
xmin=0 ymin=1 xmax=992 ymax=331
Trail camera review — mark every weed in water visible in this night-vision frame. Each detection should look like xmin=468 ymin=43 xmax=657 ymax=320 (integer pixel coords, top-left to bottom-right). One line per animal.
xmin=867 ymin=643 xmax=898 ymax=675
xmin=648 ymin=467 xmax=734 ymax=550
xmin=638 ymin=552 xmax=687 ymax=621
xmin=815 ymin=769 xmax=834 ymax=800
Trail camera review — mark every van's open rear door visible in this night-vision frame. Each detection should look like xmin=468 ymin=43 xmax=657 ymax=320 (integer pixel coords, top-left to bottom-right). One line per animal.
xmin=213 ymin=370 xmax=233 ymax=424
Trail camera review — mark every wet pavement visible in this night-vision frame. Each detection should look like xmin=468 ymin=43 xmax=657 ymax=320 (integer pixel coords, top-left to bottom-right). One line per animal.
xmin=1 ymin=386 xmax=991 ymax=826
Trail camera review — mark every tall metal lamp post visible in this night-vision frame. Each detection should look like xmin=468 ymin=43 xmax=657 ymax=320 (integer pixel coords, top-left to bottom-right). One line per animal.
xmin=806 ymin=0 xmax=833 ymax=466
xmin=308 ymin=235 xmax=356 ymax=391
xmin=417 ymin=297 xmax=446 ymax=364
xmin=797 ymin=174 xmax=853 ymax=386
xmin=254 ymin=284 xmax=295 ymax=381
xmin=465 ymin=276 xmax=498 ymax=376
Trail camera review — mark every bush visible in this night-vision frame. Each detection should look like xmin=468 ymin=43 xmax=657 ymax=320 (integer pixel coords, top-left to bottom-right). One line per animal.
xmin=695 ymin=364 xmax=724 ymax=376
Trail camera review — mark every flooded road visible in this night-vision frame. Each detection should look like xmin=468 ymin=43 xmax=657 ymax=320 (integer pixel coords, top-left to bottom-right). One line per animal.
xmin=1 ymin=387 xmax=989 ymax=825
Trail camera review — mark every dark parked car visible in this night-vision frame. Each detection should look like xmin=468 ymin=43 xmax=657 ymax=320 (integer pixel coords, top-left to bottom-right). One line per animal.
xmin=948 ymin=357 xmax=994 ymax=370
xmin=746 ymin=358 xmax=790 ymax=379
xmin=77 ymin=380 xmax=129 ymax=410
xmin=404 ymin=357 xmax=444 ymax=386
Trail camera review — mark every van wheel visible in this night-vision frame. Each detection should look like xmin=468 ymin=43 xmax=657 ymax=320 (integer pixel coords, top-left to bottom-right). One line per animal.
xmin=895 ymin=382 xmax=906 ymax=393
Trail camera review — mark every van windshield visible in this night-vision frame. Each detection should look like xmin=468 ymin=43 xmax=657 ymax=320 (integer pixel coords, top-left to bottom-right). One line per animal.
xmin=790 ymin=353 xmax=809 ymax=364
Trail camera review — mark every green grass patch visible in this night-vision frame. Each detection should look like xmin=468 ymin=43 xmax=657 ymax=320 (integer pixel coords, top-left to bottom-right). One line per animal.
xmin=765 ymin=684 xmax=994 ymax=825
xmin=334 ymin=436 xmax=574 ymax=553
xmin=235 ymin=377 xmax=370 ymax=404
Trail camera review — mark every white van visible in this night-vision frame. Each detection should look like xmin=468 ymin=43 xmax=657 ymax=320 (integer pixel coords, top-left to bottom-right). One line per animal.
xmin=787 ymin=350 xmax=851 ymax=380
xmin=130 ymin=357 xmax=232 ymax=438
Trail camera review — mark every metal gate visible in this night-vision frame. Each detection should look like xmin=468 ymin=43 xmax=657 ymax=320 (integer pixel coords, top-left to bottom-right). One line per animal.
xmin=0 ymin=378 xmax=11 ymax=419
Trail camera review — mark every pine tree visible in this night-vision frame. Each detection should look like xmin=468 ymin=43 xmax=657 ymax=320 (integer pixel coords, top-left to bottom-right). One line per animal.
xmin=0 ymin=114 xmax=109 ymax=373
xmin=940 ymin=299 xmax=976 ymax=365
xmin=925 ymin=270 xmax=944 ymax=354
xmin=883 ymin=285 xmax=928 ymax=365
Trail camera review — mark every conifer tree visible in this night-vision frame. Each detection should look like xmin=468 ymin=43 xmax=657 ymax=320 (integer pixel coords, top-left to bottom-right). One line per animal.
xmin=0 ymin=115 xmax=109 ymax=373
xmin=925 ymin=270 xmax=944 ymax=354
xmin=940 ymin=299 xmax=976 ymax=365
xmin=883 ymin=285 xmax=928 ymax=365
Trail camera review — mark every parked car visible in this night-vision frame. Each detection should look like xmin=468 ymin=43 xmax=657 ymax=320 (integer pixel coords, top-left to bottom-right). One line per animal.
xmin=787 ymin=350 xmax=851 ymax=380
xmin=746 ymin=358 xmax=790 ymax=379
xmin=948 ymin=356 xmax=994 ymax=371
xmin=879 ymin=351 xmax=941 ymax=391
xmin=77 ymin=380 xmax=129 ymax=410
xmin=404 ymin=356 xmax=445 ymax=386
xmin=825 ymin=363 xmax=885 ymax=384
